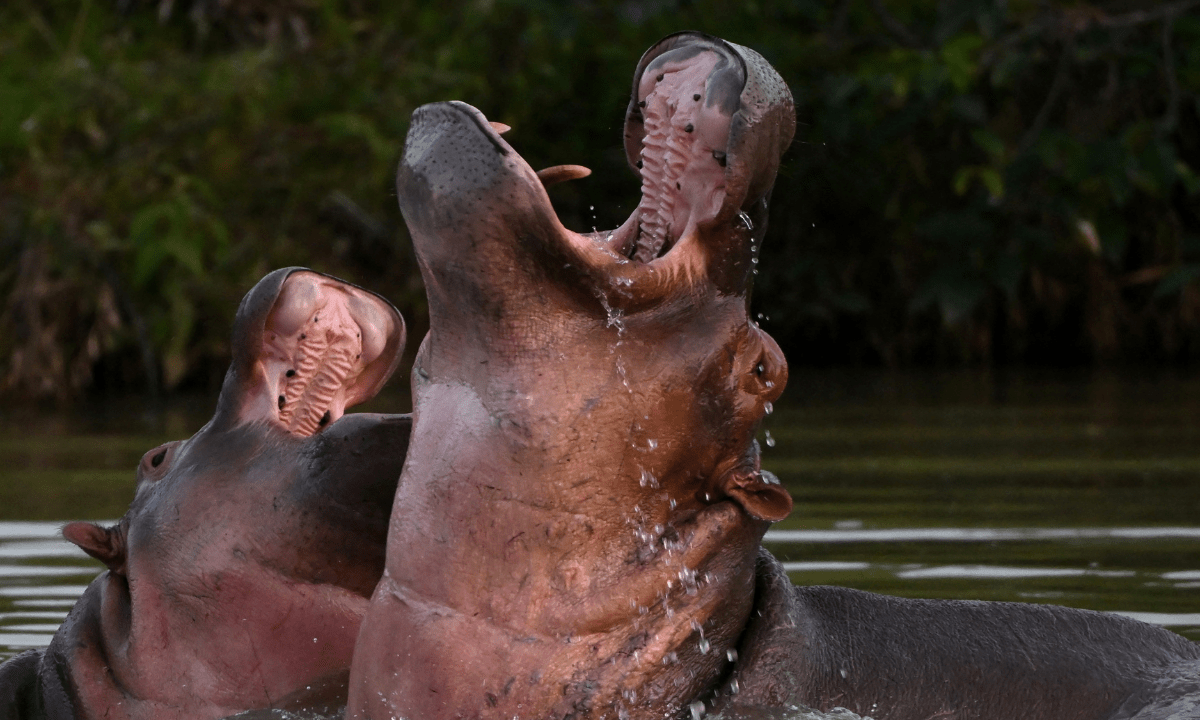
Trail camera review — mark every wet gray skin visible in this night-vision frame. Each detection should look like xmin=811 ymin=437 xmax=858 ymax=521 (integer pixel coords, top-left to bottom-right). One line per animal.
xmin=347 ymin=32 xmax=794 ymax=720
xmin=347 ymin=30 xmax=1200 ymax=720
xmin=0 ymin=268 xmax=412 ymax=720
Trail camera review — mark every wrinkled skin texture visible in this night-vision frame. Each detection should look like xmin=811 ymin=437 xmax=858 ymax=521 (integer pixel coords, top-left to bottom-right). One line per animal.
xmin=348 ymin=31 xmax=1200 ymax=720
xmin=348 ymin=33 xmax=794 ymax=720
xmin=0 ymin=268 xmax=411 ymax=720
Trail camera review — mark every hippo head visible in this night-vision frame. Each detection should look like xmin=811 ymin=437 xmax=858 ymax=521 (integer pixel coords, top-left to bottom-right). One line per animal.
xmin=349 ymin=32 xmax=795 ymax=720
xmin=400 ymin=31 xmax=793 ymax=525
xmin=55 ymin=269 xmax=408 ymax=719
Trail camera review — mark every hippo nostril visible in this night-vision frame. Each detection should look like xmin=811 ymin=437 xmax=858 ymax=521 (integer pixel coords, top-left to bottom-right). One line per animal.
xmin=151 ymin=450 xmax=167 ymax=468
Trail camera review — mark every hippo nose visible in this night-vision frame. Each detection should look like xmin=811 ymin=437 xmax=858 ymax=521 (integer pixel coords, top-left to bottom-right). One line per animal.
xmin=401 ymin=101 xmax=509 ymax=200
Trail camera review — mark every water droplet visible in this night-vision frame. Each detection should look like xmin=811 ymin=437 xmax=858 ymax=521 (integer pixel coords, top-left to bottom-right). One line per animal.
xmin=729 ymin=679 xmax=740 ymax=695
xmin=669 ymin=498 xmax=677 ymax=510
xmin=727 ymin=648 xmax=739 ymax=662
xmin=764 ymin=430 xmax=776 ymax=448
xmin=699 ymin=637 xmax=710 ymax=654
xmin=689 ymin=700 xmax=706 ymax=720
xmin=312 ymin=637 xmax=318 ymax=643
xmin=647 ymin=438 xmax=658 ymax=450
xmin=764 ymin=401 xmax=773 ymax=415
xmin=737 ymin=211 xmax=753 ymax=231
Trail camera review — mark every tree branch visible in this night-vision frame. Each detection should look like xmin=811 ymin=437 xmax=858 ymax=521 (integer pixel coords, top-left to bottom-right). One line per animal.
xmin=867 ymin=0 xmax=922 ymax=48
xmin=1017 ymin=36 xmax=1074 ymax=156
xmin=1159 ymin=12 xmax=1180 ymax=133
xmin=1097 ymin=0 xmax=1200 ymax=28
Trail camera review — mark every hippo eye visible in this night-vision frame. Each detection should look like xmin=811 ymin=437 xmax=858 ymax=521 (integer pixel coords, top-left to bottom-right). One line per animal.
xmin=150 ymin=450 xmax=167 ymax=468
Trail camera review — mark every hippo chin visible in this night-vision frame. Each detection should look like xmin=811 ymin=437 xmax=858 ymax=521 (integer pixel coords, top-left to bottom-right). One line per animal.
xmin=347 ymin=31 xmax=1200 ymax=720
xmin=0 ymin=268 xmax=411 ymax=720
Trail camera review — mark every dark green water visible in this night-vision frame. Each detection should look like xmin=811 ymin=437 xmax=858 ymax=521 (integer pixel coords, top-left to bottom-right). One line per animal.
xmin=1 ymin=369 xmax=1199 ymax=661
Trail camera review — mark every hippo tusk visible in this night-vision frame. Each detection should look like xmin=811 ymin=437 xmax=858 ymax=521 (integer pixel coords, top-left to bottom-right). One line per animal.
xmin=536 ymin=164 xmax=592 ymax=187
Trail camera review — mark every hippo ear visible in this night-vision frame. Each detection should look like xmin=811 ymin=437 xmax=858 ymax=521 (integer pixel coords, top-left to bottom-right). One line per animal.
xmin=724 ymin=469 xmax=793 ymax=522
xmin=63 ymin=522 xmax=125 ymax=573
xmin=212 ymin=268 xmax=406 ymax=436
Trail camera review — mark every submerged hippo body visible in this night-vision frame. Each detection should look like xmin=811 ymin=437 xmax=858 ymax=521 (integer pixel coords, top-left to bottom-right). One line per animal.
xmin=0 ymin=268 xmax=411 ymax=720
xmin=348 ymin=31 xmax=1200 ymax=720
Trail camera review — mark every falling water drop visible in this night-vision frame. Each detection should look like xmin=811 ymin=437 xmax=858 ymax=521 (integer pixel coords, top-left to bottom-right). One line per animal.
xmin=690 ymin=700 xmax=706 ymax=720
xmin=764 ymin=401 xmax=773 ymax=415
xmin=727 ymin=648 xmax=739 ymax=663
xmin=764 ymin=430 xmax=776 ymax=448
xmin=699 ymin=636 xmax=710 ymax=654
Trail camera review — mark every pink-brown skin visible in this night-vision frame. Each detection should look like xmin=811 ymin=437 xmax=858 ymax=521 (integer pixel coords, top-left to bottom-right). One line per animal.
xmin=347 ymin=33 xmax=795 ymax=720
xmin=33 ymin=269 xmax=409 ymax=720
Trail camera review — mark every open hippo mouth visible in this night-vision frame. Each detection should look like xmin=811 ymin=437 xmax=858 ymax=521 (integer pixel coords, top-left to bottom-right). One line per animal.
xmin=349 ymin=32 xmax=796 ymax=720
xmin=398 ymin=32 xmax=795 ymax=315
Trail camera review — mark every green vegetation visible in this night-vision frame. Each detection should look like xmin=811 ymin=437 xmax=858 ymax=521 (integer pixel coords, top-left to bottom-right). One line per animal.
xmin=1 ymin=0 xmax=1198 ymax=399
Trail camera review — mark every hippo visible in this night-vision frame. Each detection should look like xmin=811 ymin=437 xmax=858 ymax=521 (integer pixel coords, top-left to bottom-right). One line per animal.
xmin=0 ymin=268 xmax=411 ymax=720
xmin=346 ymin=31 xmax=1200 ymax=720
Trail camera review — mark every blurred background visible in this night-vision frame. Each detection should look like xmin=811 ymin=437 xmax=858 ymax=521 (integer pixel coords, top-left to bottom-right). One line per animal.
xmin=2 ymin=0 xmax=1198 ymax=401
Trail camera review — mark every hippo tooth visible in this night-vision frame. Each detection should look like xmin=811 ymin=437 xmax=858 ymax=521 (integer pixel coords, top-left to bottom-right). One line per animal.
xmin=278 ymin=312 xmax=363 ymax=437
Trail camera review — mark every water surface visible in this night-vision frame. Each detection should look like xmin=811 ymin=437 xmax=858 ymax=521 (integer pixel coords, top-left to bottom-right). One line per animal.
xmin=2 ymin=369 xmax=1199 ymax=661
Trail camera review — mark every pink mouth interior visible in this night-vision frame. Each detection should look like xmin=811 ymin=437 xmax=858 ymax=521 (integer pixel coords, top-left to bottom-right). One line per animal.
xmin=262 ymin=274 xmax=390 ymax=437
xmin=629 ymin=50 xmax=732 ymax=263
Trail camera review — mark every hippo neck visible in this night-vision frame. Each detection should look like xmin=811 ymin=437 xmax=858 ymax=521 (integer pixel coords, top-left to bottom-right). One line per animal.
xmin=64 ymin=567 xmax=367 ymax=719
xmin=376 ymin=379 xmax=766 ymax=718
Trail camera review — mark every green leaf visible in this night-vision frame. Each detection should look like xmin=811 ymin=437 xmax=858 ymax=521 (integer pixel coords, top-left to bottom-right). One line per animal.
xmin=978 ymin=168 xmax=1004 ymax=200
xmin=953 ymin=167 xmax=974 ymax=196
xmin=939 ymin=33 xmax=983 ymax=93
xmin=970 ymin=128 xmax=1006 ymax=160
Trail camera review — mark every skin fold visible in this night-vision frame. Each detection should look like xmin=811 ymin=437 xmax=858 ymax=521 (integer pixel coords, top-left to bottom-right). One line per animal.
xmin=0 ymin=268 xmax=412 ymax=720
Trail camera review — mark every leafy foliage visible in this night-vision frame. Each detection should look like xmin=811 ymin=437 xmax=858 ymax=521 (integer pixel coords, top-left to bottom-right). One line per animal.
xmin=1 ymin=0 xmax=1198 ymax=398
